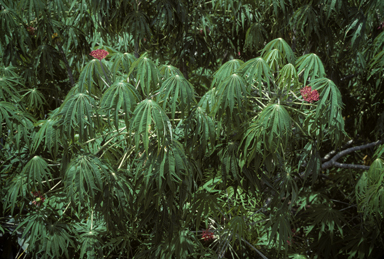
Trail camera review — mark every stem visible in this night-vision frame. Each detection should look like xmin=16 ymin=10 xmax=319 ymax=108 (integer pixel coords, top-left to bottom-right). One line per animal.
xmin=90 ymin=210 xmax=94 ymax=230
xmin=241 ymin=238 xmax=269 ymax=259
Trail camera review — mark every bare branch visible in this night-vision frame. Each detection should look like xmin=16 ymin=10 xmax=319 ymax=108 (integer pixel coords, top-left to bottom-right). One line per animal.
xmin=323 ymin=139 xmax=354 ymax=161
xmin=322 ymin=140 xmax=382 ymax=170
xmin=333 ymin=162 xmax=370 ymax=170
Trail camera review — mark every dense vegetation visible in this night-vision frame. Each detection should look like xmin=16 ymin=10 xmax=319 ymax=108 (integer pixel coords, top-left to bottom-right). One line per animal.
xmin=1 ymin=0 xmax=384 ymax=258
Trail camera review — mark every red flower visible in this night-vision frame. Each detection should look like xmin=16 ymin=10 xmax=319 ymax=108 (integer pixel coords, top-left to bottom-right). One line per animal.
xmin=202 ymin=229 xmax=214 ymax=241
xmin=90 ymin=49 xmax=109 ymax=60
xmin=286 ymin=229 xmax=297 ymax=246
xmin=300 ymin=86 xmax=319 ymax=103
xmin=377 ymin=21 xmax=384 ymax=30
xmin=31 ymin=191 xmax=45 ymax=207
xmin=238 ymin=51 xmax=241 ymax=56
xmin=27 ymin=26 xmax=36 ymax=35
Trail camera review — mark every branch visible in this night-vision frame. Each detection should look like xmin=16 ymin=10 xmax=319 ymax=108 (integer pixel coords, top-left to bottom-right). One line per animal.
xmin=333 ymin=162 xmax=370 ymax=170
xmin=322 ymin=140 xmax=382 ymax=170
xmin=322 ymin=139 xmax=354 ymax=161
xmin=241 ymin=238 xmax=269 ymax=259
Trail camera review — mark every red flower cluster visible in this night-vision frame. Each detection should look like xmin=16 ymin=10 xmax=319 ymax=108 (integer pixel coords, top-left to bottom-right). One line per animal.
xmin=27 ymin=26 xmax=36 ymax=35
xmin=202 ymin=229 xmax=214 ymax=241
xmin=89 ymin=49 xmax=109 ymax=60
xmin=31 ymin=191 xmax=45 ymax=207
xmin=286 ymin=228 xmax=297 ymax=246
xmin=378 ymin=21 xmax=384 ymax=30
xmin=300 ymin=86 xmax=319 ymax=103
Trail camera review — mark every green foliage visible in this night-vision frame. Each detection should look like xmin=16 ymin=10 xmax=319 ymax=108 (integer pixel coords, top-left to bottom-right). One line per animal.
xmin=1 ymin=0 xmax=384 ymax=258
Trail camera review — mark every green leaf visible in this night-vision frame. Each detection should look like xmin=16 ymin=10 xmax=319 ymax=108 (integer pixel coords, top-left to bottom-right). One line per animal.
xmin=185 ymin=106 xmax=216 ymax=155
xmin=4 ymin=173 xmax=28 ymax=215
xmin=157 ymin=74 xmax=196 ymax=119
xmin=32 ymin=111 xmax=61 ymax=157
xmin=130 ymin=99 xmax=172 ymax=153
xmin=57 ymin=93 xmax=97 ymax=143
xmin=0 ymin=75 xmax=21 ymax=101
xmin=242 ymin=104 xmax=292 ymax=163
xmin=277 ymin=63 xmax=299 ymax=91
xmin=110 ymin=52 xmax=137 ymax=79
xmin=212 ymin=59 xmax=244 ymax=88
xmin=100 ymin=78 xmax=140 ymax=129
xmin=23 ymin=155 xmax=52 ymax=190
xmin=159 ymin=65 xmax=183 ymax=79
xmin=127 ymin=53 xmax=160 ymax=96
xmin=212 ymin=73 xmax=248 ymax=118
xmin=296 ymin=53 xmax=326 ymax=85
xmin=78 ymin=58 xmax=111 ymax=93
xmin=188 ymin=192 xmax=223 ymax=231
xmin=238 ymin=57 xmax=273 ymax=92
xmin=64 ymin=154 xmax=109 ymax=208
xmin=261 ymin=38 xmax=295 ymax=65
xmin=310 ymin=78 xmax=345 ymax=146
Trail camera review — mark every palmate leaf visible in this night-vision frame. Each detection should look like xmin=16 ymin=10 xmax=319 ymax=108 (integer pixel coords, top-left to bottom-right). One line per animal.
xmin=124 ymin=9 xmax=152 ymax=42
xmin=64 ymin=154 xmax=109 ymax=208
xmin=0 ymin=65 xmax=19 ymax=77
xmin=244 ymin=22 xmax=268 ymax=53
xmin=76 ymin=222 xmax=105 ymax=259
xmin=356 ymin=158 xmax=384 ymax=216
xmin=100 ymin=78 xmax=140 ymax=129
xmin=198 ymin=88 xmax=216 ymax=113
xmin=228 ymin=215 xmax=247 ymax=246
xmin=128 ymin=53 xmax=160 ymax=96
xmin=21 ymin=88 xmax=47 ymax=116
xmin=308 ymin=204 xmax=344 ymax=241
xmin=263 ymin=49 xmax=284 ymax=71
xmin=185 ymin=106 xmax=216 ymax=155
xmin=212 ymin=73 xmax=249 ymax=118
xmin=4 ymin=173 xmax=28 ymax=214
xmin=345 ymin=16 xmax=366 ymax=50
xmin=16 ymin=211 xmax=46 ymax=255
xmin=32 ymin=111 xmax=61 ymax=157
xmin=0 ymin=3 xmax=22 ymax=43
xmin=157 ymin=74 xmax=196 ymax=119
xmin=277 ymin=63 xmax=299 ymax=92
xmin=35 ymin=44 xmax=64 ymax=83
xmin=369 ymin=50 xmax=384 ymax=78
xmin=369 ymin=31 xmax=384 ymax=77
xmin=110 ymin=52 xmax=136 ymax=79
xmin=290 ymin=5 xmax=319 ymax=40
xmin=23 ymin=155 xmax=52 ymax=190
xmin=0 ymin=101 xmax=17 ymax=136
xmin=130 ymin=99 xmax=172 ymax=153
xmin=266 ymin=207 xmax=292 ymax=250
xmin=0 ymin=75 xmax=21 ymax=101
xmin=78 ymin=58 xmax=111 ymax=93
xmin=296 ymin=53 xmax=326 ymax=85
xmin=238 ymin=57 xmax=273 ymax=92
xmin=158 ymin=64 xmax=183 ymax=79
xmin=40 ymin=221 xmax=74 ymax=259
xmin=242 ymin=104 xmax=292 ymax=162
xmin=135 ymin=139 xmax=190 ymax=207
xmin=187 ymin=191 xmax=223 ymax=231
xmin=212 ymin=59 xmax=244 ymax=88
xmin=310 ymin=78 xmax=345 ymax=146
xmin=218 ymin=141 xmax=241 ymax=182
xmin=261 ymin=38 xmax=295 ymax=65
xmin=57 ymin=93 xmax=97 ymax=143
xmin=156 ymin=229 xmax=199 ymax=259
